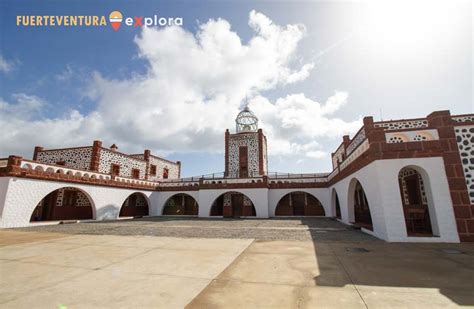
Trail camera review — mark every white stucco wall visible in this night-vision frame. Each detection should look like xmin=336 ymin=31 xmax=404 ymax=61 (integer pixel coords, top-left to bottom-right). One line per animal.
xmin=0 ymin=177 xmax=10 ymax=218
xmin=330 ymin=157 xmax=459 ymax=243
xmin=0 ymin=177 xmax=153 ymax=228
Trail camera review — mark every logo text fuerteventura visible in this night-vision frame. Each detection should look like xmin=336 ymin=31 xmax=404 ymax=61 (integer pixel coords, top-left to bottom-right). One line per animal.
xmin=16 ymin=11 xmax=183 ymax=31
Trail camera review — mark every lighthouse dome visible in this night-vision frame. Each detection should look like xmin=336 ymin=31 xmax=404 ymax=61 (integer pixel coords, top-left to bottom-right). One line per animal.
xmin=235 ymin=105 xmax=258 ymax=133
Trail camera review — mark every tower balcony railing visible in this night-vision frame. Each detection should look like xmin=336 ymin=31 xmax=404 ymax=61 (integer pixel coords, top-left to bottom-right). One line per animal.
xmin=267 ymin=172 xmax=329 ymax=179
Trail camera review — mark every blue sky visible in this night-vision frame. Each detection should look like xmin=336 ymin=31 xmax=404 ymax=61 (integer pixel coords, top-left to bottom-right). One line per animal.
xmin=0 ymin=0 xmax=472 ymax=177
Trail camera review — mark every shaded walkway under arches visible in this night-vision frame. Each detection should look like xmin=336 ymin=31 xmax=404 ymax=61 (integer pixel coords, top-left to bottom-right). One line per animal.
xmin=30 ymin=187 xmax=94 ymax=222
xmin=275 ymin=191 xmax=325 ymax=216
xmin=210 ymin=191 xmax=256 ymax=218
xmin=350 ymin=179 xmax=373 ymax=231
xmin=162 ymin=193 xmax=199 ymax=215
xmin=119 ymin=193 xmax=149 ymax=217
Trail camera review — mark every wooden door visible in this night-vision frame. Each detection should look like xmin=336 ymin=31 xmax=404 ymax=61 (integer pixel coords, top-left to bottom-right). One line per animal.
xmin=43 ymin=191 xmax=57 ymax=220
xmin=292 ymin=193 xmax=305 ymax=216
xmin=239 ymin=146 xmax=248 ymax=178
xmin=232 ymin=194 xmax=243 ymax=218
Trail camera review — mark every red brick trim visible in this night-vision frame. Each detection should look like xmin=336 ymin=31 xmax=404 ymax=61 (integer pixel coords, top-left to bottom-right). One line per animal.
xmin=2 ymin=167 xmax=156 ymax=191
xmin=374 ymin=116 xmax=428 ymax=124
xmin=427 ymin=111 xmax=473 ymax=242
xmin=158 ymin=185 xmax=199 ymax=192
xmin=225 ymin=129 xmax=230 ymax=177
xmin=36 ymin=146 xmax=93 ymax=152
xmin=99 ymin=147 xmax=148 ymax=163
xmin=177 ymin=161 xmax=181 ymax=178
xmin=33 ymin=146 xmax=43 ymax=160
xmin=258 ymin=129 xmax=264 ymax=175
xmin=144 ymin=149 xmax=151 ymax=180
xmin=200 ymin=181 xmax=268 ymax=190
xmin=89 ymin=140 xmax=102 ymax=171
xmin=130 ymin=152 xmax=180 ymax=166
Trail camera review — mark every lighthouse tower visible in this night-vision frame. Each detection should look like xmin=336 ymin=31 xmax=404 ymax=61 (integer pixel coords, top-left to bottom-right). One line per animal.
xmin=224 ymin=106 xmax=268 ymax=178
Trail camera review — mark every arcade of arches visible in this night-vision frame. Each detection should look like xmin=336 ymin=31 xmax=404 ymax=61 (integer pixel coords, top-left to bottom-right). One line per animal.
xmin=210 ymin=192 xmax=256 ymax=217
xmin=27 ymin=169 xmax=434 ymax=237
xmin=275 ymin=191 xmax=325 ymax=216
xmin=398 ymin=167 xmax=433 ymax=236
xmin=162 ymin=193 xmax=199 ymax=216
xmin=119 ymin=193 xmax=149 ymax=217
xmin=30 ymin=187 xmax=93 ymax=222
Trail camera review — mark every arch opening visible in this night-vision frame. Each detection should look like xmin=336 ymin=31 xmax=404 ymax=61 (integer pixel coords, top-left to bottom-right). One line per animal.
xmin=119 ymin=193 xmax=149 ymax=218
xmin=332 ymin=189 xmax=342 ymax=219
xmin=398 ymin=167 xmax=434 ymax=236
xmin=350 ymin=179 xmax=373 ymax=231
xmin=275 ymin=191 xmax=325 ymax=216
xmin=210 ymin=191 xmax=256 ymax=218
xmin=162 ymin=193 xmax=199 ymax=216
xmin=30 ymin=187 xmax=94 ymax=222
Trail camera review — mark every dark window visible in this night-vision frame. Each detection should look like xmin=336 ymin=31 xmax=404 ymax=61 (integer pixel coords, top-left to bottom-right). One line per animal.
xmin=132 ymin=169 xmax=140 ymax=179
xmin=111 ymin=164 xmax=120 ymax=176
xmin=163 ymin=168 xmax=169 ymax=179
xmin=56 ymin=161 xmax=66 ymax=166
xmin=150 ymin=165 xmax=157 ymax=176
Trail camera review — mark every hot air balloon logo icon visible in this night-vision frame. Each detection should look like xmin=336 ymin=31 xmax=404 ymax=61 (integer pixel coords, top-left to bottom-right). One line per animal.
xmin=109 ymin=11 xmax=123 ymax=31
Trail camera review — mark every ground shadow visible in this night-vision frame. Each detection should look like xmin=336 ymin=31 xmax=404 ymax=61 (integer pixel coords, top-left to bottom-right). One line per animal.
xmin=299 ymin=218 xmax=474 ymax=306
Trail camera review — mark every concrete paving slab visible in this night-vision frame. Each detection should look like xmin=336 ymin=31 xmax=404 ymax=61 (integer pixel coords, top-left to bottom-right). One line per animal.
xmin=104 ymin=246 xmax=249 ymax=279
xmin=337 ymin=255 xmax=474 ymax=291
xmin=298 ymin=286 xmax=366 ymax=308
xmin=187 ymin=280 xmax=366 ymax=309
xmin=0 ymin=241 xmax=83 ymax=260
xmin=160 ymin=237 xmax=253 ymax=253
xmin=3 ymin=219 xmax=474 ymax=308
xmin=245 ymin=240 xmax=332 ymax=256
xmin=217 ymin=251 xmax=350 ymax=287
xmin=94 ymin=235 xmax=177 ymax=248
xmin=44 ymin=234 xmax=129 ymax=245
xmin=0 ymin=259 xmax=90 ymax=304
xmin=0 ymin=230 xmax=67 ymax=246
xmin=187 ymin=280 xmax=301 ymax=308
xmin=356 ymin=286 xmax=468 ymax=308
xmin=1 ymin=269 xmax=211 ymax=309
xmin=21 ymin=244 xmax=151 ymax=269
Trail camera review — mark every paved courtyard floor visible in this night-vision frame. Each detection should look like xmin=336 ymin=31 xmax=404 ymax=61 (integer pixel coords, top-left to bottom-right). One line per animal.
xmin=0 ymin=218 xmax=473 ymax=308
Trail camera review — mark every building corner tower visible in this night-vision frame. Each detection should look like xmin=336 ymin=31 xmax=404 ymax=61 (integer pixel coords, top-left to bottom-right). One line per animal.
xmin=224 ymin=105 xmax=268 ymax=178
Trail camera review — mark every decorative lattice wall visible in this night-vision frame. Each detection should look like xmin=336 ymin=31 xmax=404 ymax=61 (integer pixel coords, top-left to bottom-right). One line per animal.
xmin=454 ymin=125 xmax=474 ymax=203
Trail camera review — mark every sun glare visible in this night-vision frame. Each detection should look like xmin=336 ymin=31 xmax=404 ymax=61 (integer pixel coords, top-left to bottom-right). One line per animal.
xmin=361 ymin=1 xmax=463 ymax=52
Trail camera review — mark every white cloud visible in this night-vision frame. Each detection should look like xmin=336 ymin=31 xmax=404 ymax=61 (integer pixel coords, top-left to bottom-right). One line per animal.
xmin=55 ymin=64 xmax=74 ymax=82
xmin=249 ymin=92 xmax=361 ymax=157
xmin=0 ymin=11 xmax=361 ymax=171
xmin=0 ymin=54 xmax=19 ymax=73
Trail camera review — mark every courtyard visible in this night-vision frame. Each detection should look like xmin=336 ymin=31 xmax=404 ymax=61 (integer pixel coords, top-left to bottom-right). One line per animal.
xmin=0 ymin=218 xmax=473 ymax=308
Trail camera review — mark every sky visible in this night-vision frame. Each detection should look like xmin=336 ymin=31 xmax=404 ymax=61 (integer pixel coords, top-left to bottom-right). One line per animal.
xmin=0 ymin=0 xmax=472 ymax=177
